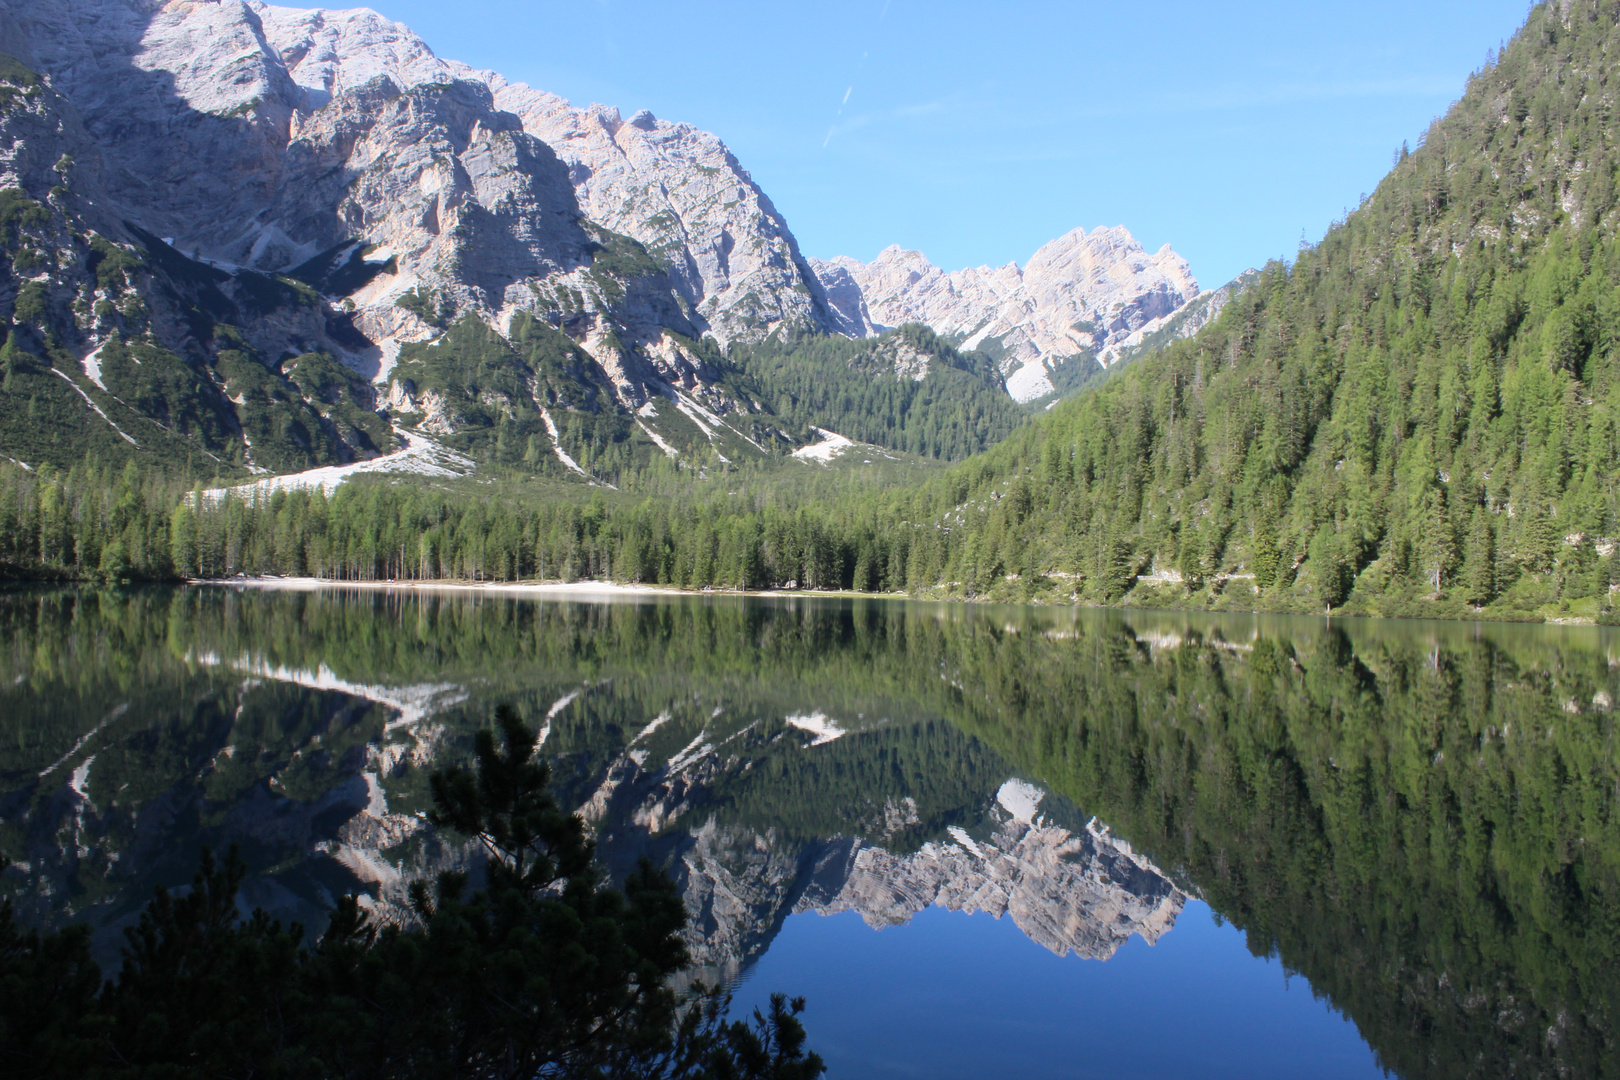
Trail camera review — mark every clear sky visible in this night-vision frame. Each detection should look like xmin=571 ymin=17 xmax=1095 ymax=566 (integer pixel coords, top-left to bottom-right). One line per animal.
xmin=344 ymin=0 xmax=1533 ymax=289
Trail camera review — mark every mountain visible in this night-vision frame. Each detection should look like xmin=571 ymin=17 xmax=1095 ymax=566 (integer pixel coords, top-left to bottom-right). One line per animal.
xmin=811 ymin=226 xmax=1215 ymax=402
xmin=1098 ymin=266 xmax=1261 ymax=371
xmin=254 ymin=3 xmax=838 ymax=350
xmin=818 ymin=0 xmax=1620 ymax=620
xmin=0 ymin=0 xmax=863 ymax=482
xmin=630 ymin=795 xmax=1184 ymax=986
xmin=0 ymin=0 xmax=1211 ymax=485
xmin=32 ymin=0 xmax=1605 ymax=622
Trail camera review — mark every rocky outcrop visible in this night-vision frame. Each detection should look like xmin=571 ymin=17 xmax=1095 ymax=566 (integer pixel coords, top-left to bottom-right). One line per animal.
xmin=1098 ymin=267 xmax=1260 ymax=368
xmin=490 ymin=91 xmax=837 ymax=346
xmin=660 ymin=793 xmax=1184 ymax=983
xmin=798 ymin=812 xmax=1183 ymax=962
xmin=813 ymin=227 xmax=1201 ymax=402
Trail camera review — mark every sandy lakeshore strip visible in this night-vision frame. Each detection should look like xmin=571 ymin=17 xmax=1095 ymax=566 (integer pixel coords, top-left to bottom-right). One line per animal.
xmin=190 ymin=576 xmax=693 ymax=600
xmin=187 ymin=577 xmax=914 ymax=602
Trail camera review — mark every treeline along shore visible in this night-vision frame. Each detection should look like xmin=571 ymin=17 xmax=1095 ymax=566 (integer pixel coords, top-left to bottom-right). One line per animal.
xmin=0 ymin=438 xmax=1616 ymax=623
xmin=7 ymin=4 xmax=1620 ymax=623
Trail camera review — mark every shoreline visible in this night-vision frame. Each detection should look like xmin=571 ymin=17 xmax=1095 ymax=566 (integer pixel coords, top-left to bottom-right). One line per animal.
xmin=181 ymin=577 xmax=1612 ymax=626
xmin=188 ymin=576 xmax=905 ymax=602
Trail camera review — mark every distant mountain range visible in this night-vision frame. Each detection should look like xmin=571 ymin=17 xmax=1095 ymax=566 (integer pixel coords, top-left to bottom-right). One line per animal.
xmin=0 ymin=0 xmax=1230 ymax=480
xmin=815 ymin=229 xmax=1211 ymax=402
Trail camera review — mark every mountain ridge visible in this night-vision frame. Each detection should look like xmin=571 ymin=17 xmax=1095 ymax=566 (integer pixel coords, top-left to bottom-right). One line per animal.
xmin=812 ymin=225 xmax=1206 ymax=402
xmin=0 ymin=0 xmax=843 ymax=481
xmin=0 ymin=0 xmax=1210 ymax=484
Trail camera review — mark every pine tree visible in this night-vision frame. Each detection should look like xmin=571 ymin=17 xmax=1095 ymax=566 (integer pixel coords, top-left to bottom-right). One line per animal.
xmin=1463 ymin=507 xmax=1496 ymax=607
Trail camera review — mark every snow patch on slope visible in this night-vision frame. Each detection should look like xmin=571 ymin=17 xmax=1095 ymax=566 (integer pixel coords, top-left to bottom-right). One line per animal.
xmin=193 ymin=652 xmax=467 ymax=732
xmin=636 ymin=418 xmax=679 ymax=459
xmin=791 ymin=428 xmax=855 ymax=463
xmin=539 ymin=407 xmax=590 ymax=477
xmin=53 ymin=370 xmax=138 ymax=446
xmin=203 ymin=428 xmax=473 ymax=501
xmin=39 ymin=703 xmax=127 ymax=780
xmin=947 ymin=825 xmax=985 ymax=858
xmin=537 ymin=688 xmax=583 ymax=746
xmin=996 ymin=779 xmax=1045 ymax=824
xmin=81 ymin=345 xmax=107 ymax=391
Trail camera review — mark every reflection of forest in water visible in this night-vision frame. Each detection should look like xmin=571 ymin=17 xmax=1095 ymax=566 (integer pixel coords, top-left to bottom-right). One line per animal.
xmin=2 ymin=587 xmax=1618 ymax=1079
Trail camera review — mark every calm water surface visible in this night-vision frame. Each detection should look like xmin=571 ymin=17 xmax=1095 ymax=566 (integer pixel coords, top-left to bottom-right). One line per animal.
xmin=3 ymin=586 xmax=1617 ymax=1079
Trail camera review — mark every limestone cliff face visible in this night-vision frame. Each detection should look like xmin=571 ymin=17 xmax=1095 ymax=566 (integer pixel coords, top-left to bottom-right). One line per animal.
xmin=0 ymin=0 xmax=832 ymax=474
xmin=489 ymin=90 xmax=836 ymax=346
xmin=0 ymin=0 xmax=837 ymax=352
xmin=799 ymin=815 xmax=1183 ymax=960
xmin=1 ymin=0 xmax=307 ymax=263
xmin=254 ymin=1 xmax=838 ymax=348
xmin=1099 ymin=267 xmax=1262 ymax=369
xmin=0 ymin=0 xmax=1208 ymax=476
xmin=813 ymin=227 xmax=1203 ymax=402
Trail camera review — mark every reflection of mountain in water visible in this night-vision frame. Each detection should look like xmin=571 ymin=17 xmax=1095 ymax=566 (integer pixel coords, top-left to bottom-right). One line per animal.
xmin=576 ymin=725 xmax=1184 ymax=983
xmin=676 ymin=812 xmax=1183 ymax=981
xmin=11 ymin=587 xmax=1620 ymax=1080
xmin=13 ymin=619 xmax=1184 ymax=980
xmin=801 ymin=811 xmax=1182 ymax=958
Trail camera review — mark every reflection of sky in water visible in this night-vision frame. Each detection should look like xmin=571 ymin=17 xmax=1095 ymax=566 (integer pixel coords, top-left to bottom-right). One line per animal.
xmin=734 ymin=901 xmax=1383 ymax=1080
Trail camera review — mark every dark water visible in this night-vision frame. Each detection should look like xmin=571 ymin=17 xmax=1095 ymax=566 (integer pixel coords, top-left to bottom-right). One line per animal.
xmin=3 ymin=585 xmax=1618 ymax=1079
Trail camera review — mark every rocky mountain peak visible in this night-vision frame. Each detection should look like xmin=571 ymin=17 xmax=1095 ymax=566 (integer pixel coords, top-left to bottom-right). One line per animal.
xmin=1 ymin=0 xmax=845 ymax=353
xmin=811 ymin=224 xmax=1205 ymax=402
xmin=254 ymin=0 xmax=838 ymax=347
xmin=0 ymin=0 xmax=853 ymax=478
xmin=0 ymin=0 xmax=1216 ymax=481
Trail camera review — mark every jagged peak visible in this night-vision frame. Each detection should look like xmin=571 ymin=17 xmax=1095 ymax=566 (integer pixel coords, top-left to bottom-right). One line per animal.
xmin=812 ymin=222 xmax=1203 ymax=401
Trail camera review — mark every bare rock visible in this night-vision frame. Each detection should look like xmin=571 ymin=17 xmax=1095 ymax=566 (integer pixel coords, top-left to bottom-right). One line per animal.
xmin=812 ymin=226 xmax=1201 ymax=402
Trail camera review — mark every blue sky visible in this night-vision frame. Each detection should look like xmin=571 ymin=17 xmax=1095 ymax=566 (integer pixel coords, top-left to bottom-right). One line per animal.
xmin=354 ymin=0 xmax=1533 ymax=289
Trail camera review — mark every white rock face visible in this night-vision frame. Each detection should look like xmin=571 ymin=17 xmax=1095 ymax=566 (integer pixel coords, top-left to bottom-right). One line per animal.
xmin=0 ymin=0 xmax=839 ymax=420
xmin=813 ymin=226 xmax=1201 ymax=401
xmin=581 ymin=730 xmax=1185 ymax=981
xmin=661 ymin=796 xmax=1184 ymax=981
xmin=253 ymin=1 xmax=837 ymax=346
xmin=1098 ymin=267 xmax=1260 ymax=367
xmin=491 ymin=89 xmax=835 ymax=345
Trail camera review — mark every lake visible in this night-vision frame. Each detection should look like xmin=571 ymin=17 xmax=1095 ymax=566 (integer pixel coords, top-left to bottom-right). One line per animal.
xmin=3 ymin=585 xmax=1617 ymax=1079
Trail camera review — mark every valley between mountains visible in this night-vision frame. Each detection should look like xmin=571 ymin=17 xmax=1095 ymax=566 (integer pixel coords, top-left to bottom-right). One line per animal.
xmin=1 ymin=0 xmax=1619 ymax=625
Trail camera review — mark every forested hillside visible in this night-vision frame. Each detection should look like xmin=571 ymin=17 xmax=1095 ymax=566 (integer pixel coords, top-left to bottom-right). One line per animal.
xmin=896 ymin=0 xmax=1620 ymax=618
xmin=735 ymin=324 xmax=1026 ymax=461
